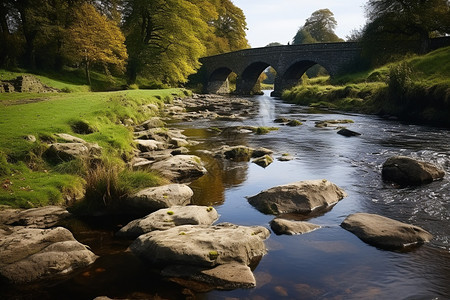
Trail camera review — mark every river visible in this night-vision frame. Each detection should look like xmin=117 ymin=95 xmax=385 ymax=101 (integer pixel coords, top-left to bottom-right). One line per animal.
xmin=3 ymin=91 xmax=449 ymax=299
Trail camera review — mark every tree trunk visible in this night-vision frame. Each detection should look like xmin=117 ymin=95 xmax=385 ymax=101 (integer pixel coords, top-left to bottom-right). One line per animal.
xmin=85 ymin=60 xmax=91 ymax=86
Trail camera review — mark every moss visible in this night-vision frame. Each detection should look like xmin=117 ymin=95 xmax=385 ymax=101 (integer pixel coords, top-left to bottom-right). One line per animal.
xmin=255 ymin=126 xmax=279 ymax=135
xmin=208 ymin=250 xmax=219 ymax=260
xmin=206 ymin=206 xmax=213 ymax=212
xmin=167 ymin=211 xmax=174 ymax=215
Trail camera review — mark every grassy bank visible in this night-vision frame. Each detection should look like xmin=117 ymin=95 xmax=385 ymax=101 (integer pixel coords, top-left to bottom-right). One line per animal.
xmin=0 ymin=69 xmax=187 ymax=209
xmin=282 ymin=47 xmax=450 ymax=127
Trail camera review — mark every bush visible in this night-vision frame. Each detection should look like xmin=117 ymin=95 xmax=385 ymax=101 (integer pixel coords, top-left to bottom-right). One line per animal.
xmin=387 ymin=62 xmax=414 ymax=101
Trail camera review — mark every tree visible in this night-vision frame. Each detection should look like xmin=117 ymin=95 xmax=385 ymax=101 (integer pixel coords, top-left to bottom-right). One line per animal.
xmin=204 ymin=0 xmax=249 ymax=55
xmin=303 ymin=9 xmax=343 ymax=43
xmin=122 ymin=0 xmax=207 ymax=85
xmin=362 ymin=0 xmax=450 ymax=64
xmin=63 ymin=3 xmax=128 ymax=85
xmin=266 ymin=42 xmax=283 ymax=47
xmin=292 ymin=27 xmax=317 ymax=45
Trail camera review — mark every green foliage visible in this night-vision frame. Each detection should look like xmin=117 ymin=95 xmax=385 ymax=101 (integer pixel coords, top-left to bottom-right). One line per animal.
xmin=387 ymin=62 xmax=414 ymax=101
xmin=123 ymin=0 xmax=207 ymax=85
xmin=293 ymin=9 xmax=344 ymax=45
xmin=362 ymin=0 xmax=450 ymax=66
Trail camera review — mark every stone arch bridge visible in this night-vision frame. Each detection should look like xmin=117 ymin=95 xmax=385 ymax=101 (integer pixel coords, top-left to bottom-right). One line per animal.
xmin=199 ymin=42 xmax=361 ymax=97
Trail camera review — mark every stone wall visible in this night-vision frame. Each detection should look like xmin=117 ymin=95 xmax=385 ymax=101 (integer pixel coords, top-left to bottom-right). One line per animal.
xmin=0 ymin=75 xmax=59 ymax=93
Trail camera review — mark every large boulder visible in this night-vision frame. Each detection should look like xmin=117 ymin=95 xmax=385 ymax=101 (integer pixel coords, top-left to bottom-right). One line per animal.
xmin=341 ymin=213 xmax=433 ymax=250
xmin=117 ymin=205 xmax=219 ymax=238
xmin=0 ymin=227 xmax=97 ymax=283
xmin=270 ymin=218 xmax=320 ymax=235
xmin=44 ymin=138 xmax=102 ymax=162
xmin=247 ymin=179 xmax=347 ymax=215
xmin=125 ymin=184 xmax=193 ymax=213
xmin=0 ymin=206 xmax=71 ymax=228
xmin=150 ymin=155 xmax=207 ymax=183
xmin=382 ymin=156 xmax=445 ymax=186
xmin=130 ymin=223 xmax=270 ymax=267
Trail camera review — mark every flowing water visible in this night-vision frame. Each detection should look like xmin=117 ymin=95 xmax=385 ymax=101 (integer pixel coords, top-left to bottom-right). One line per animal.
xmin=3 ymin=91 xmax=450 ymax=299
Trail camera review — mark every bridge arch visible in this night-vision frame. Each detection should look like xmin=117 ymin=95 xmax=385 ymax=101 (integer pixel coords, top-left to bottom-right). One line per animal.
xmin=275 ymin=59 xmax=330 ymax=95
xmin=235 ymin=61 xmax=276 ymax=95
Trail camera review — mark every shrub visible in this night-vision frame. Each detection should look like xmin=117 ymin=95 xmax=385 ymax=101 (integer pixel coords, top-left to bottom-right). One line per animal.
xmin=387 ymin=62 xmax=414 ymax=101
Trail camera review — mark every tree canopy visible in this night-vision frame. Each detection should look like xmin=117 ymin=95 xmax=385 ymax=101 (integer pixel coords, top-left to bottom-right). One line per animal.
xmin=0 ymin=0 xmax=249 ymax=87
xmin=64 ymin=3 xmax=127 ymax=85
xmin=292 ymin=9 xmax=343 ymax=45
xmin=361 ymin=0 xmax=450 ymax=64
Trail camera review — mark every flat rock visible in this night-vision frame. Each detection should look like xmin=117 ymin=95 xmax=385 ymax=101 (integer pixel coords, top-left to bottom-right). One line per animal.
xmin=247 ymin=179 xmax=347 ymax=215
xmin=126 ymin=184 xmax=193 ymax=213
xmin=55 ymin=133 xmax=86 ymax=143
xmin=117 ymin=205 xmax=219 ymax=238
xmin=140 ymin=117 xmax=166 ymax=129
xmin=162 ymin=263 xmax=256 ymax=291
xmin=134 ymin=139 xmax=168 ymax=152
xmin=130 ymin=223 xmax=270 ymax=267
xmin=0 ymin=227 xmax=97 ymax=283
xmin=150 ymin=155 xmax=207 ymax=183
xmin=382 ymin=156 xmax=445 ymax=186
xmin=341 ymin=213 xmax=433 ymax=250
xmin=0 ymin=206 xmax=71 ymax=228
xmin=270 ymin=218 xmax=321 ymax=235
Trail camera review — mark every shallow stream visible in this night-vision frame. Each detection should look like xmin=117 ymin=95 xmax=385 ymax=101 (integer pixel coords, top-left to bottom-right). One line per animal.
xmin=3 ymin=91 xmax=450 ymax=299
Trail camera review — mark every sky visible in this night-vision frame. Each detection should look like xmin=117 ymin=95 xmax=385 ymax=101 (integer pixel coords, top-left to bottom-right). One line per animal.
xmin=232 ymin=0 xmax=368 ymax=48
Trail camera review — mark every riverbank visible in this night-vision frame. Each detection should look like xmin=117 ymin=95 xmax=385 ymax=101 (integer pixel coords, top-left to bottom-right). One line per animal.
xmin=0 ymin=74 xmax=190 ymax=209
xmin=281 ymin=46 xmax=450 ymax=127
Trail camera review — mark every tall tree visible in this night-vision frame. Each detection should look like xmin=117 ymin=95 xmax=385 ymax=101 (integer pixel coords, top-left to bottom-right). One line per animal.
xmin=207 ymin=0 xmax=249 ymax=54
xmin=122 ymin=0 xmax=207 ymax=85
xmin=63 ymin=3 xmax=127 ymax=85
xmin=303 ymin=9 xmax=343 ymax=43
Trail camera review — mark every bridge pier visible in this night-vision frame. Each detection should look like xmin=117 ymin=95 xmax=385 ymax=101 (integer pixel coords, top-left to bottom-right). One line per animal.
xmin=235 ymin=77 xmax=260 ymax=95
xmin=206 ymin=79 xmax=230 ymax=94
xmin=271 ymin=77 xmax=300 ymax=97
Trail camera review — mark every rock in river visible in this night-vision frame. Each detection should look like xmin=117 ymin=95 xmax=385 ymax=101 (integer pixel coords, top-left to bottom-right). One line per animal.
xmin=247 ymin=179 xmax=347 ymax=215
xmin=150 ymin=155 xmax=207 ymax=183
xmin=0 ymin=227 xmax=97 ymax=284
xmin=125 ymin=184 xmax=194 ymax=213
xmin=341 ymin=213 xmax=433 ymax=250
xmin=130 ymin=223 xmax=270 ymax=267
xmin=270 ymin=218 xmax=321 ymax=235
xmin=117 ymin=205 xmax=219 ymax=238
xmin=382 ymin=156 xmax=445 ymax=186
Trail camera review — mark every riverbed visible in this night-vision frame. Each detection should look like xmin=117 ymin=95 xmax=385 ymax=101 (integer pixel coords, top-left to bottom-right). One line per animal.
xmin=3 ymin=91 xmax=449 ymax=299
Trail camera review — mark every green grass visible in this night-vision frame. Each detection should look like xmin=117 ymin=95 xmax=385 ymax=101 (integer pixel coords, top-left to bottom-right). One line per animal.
xmin=0 ymin=69 xmax=187 ymax=209
xmin=282 ymin=47 xmax=450 ymax=126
